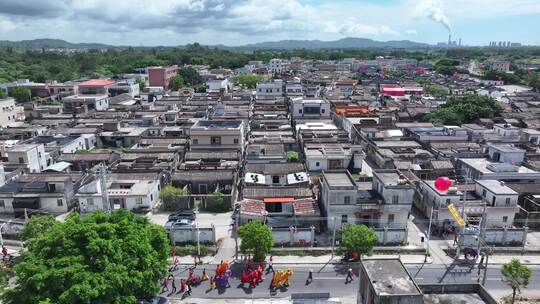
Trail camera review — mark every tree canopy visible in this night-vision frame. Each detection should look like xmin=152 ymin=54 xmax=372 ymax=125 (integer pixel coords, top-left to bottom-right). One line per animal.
xmin=168 ymin=75 xmax=185 ymax=91
xmin=9 ymin=87 xmax=32 ymax=103
xmin=238 ymin=221 xmax=273 ymax=261
xmin=19 ymin=215 xmax=58 ymax=242
xmin=338 ymin=224 xmax=378 ymax=259
xmin=159 ymin=185 xmax=188 ymax=211
xmin=501 ymin=259 xmax=532 ymax=304
xmin=424 ymin=94 xmax=503 ymax=125
xmin=235 ymin=73 xmax=266 ymax=89
xmin=2 ymin=210 xmax=170 ymax=304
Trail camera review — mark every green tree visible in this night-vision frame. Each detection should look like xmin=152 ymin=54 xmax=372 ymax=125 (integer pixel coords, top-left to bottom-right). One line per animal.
xmin=235 ymin=73 xmax=266 ymax=89
xmin=168 ymin=75 xmax=185 ymax=91
xmin=1 ymin=210 xmax=169 ymax=304
xmin=159 ymin=185 xmax=187 ymax=210
xmin=338 ymin=224 xmax=378 ymax=259
xmin=501 ymin=259 xmax=532 ymax=304
xmin=178 ymin=67 xmax=203 ymax=87
xmin=19 ymin=215 xmax=58 ymax=242
xmin=424 ymin=85 xmax=449 ymax=96
xmin=0 ymin=90 xmax=6 ymax=99
xmin=425 ymin=94 xmax=502 ymax=125
xmin=9 ymin=87 xmax=32 ymax=103
xmin=286 ymin=151 xmax=299 ymax=162
xmin=238 ymin=221 xmax=273 ymax=261
xmin=136 ymin=78 xmax=146 ymax=92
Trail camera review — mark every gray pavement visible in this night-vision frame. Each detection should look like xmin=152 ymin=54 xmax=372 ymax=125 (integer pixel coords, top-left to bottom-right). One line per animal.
xmin=160 ymin=263 xmax=358 ymax=300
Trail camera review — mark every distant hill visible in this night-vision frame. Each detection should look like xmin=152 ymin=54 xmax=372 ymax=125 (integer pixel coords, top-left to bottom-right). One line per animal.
xmin=241 ymin=37 xmax=431 ymax=50
xmin=0 ymin=37 xmax=431 ymax=51
xmin=0 ymin=39 xmax=115 ymax=50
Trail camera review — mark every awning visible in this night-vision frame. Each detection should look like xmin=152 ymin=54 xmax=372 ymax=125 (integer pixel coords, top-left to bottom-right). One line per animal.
xmin=264 ymin=197 xmax=294 ymax=203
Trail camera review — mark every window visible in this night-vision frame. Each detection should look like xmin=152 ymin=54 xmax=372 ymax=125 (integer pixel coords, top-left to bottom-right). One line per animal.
xmin=0 ymin=200 xmax=4 ymax=208
xmin=57 ymin=199 xmax=63 ymax=207
xmin=341 ymin=214 xmax=348 ymax=224
xmin=505 ymin=198 xmax=511 ymax=206
xmin=87 ymin=198 xmax=94 ymax=206
xmin=388 ymin=214 xmax=395 ymax=223
xmin=233 ymin=138 xmax=239 ymax=144
xmin=503 ymin=216 xmax=508 ymax=223
xmin=211 ymin=136 xmax=221 ymax=145
xmin=192 ymin=139 xmax=198 ymax=145
xmin=321 ymin=109 xmax=325 ymax=114
xmin=315 ymin=162 xmax=320 ymax=167
xmin=49 ymin=184 xmax=56 ymax=192
xmin=150 ymin=194 xmax=154 ymax=201
xmin=445 ymin=198 xmax=451 ymax=205
xmin=392 ymin=195 xmax=399 ymax=204
xmin=18 ymin=157 xmax=24 ymax=164
xmin=344 ymin=196 xmax=351 ymax=205
xmin=482 ymin=189 xmax=487 ymax=198
xmin=136 ymin=197 xmax=143 ymax=204
xmin=298 ymin=109 xmax=302 ymax=114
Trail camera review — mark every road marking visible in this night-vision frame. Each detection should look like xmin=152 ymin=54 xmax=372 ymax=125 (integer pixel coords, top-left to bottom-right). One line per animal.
xmin=313 ymin=277 xmax=348 ymax=280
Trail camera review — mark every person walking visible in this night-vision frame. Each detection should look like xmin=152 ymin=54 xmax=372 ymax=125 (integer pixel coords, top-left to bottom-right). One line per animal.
xmin=345 ymin=268 xmax=354 ymax=284
xmin=161 ymin=276 xmax=169 ymax=293
xmin=170 ymin=275 xmax=177 ymax=294
xmin=266 ymin=260 xmax=274 ymax=273
xmin=186 ymin=281 xmax=192 ymax=296
xmin=306 ymin=269 xmax=313 ymax=284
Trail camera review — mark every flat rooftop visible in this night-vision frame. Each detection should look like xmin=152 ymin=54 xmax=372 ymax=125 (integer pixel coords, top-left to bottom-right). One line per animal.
xmin=324 ymin=172 xmax=355 ymax=188
xmin=192 ymin=120 xmax=242 ymax=129
xmin=423 ymin=293 xmax=487 ymax=304
xmin=476 ymin=180 xmax=518 ymax=195
xmin=362 ymin=259 xmax=421 ymax=296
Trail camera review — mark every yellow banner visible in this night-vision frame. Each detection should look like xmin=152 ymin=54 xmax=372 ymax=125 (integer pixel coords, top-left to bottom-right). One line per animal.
xmin=447 ymin=203 xmax=465 ymax=226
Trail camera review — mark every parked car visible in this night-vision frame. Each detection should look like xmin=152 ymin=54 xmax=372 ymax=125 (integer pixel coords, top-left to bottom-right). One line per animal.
xmin=138 ymin=296 xmax=169 ymax=304
xmin=164 ymin=218 xmax=195 ymax=231
xmin=168 ymin=210 xmax=196 ymax=221
xmin=132 ymin=206 xmax=151 ymax=214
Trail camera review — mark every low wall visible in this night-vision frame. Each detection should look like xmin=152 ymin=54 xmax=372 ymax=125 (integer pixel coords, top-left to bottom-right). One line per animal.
xmin=273 ymin=227 xmax=315 ymax=246
xmin=373 ymin=227 xmax=407 ymax=245
xmin=419 ymin=284 xmax=498 ymax=304
xmin=169 ymin=225 xmax=216 ymax=245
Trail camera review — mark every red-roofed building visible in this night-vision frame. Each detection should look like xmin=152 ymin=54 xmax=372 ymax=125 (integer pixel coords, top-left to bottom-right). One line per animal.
xmin=335 ymin=105 xmax=376 ymax=117
xmin=78 ymin=79 xmax=114 ymax=95
xmin=148 ymin=65 xmax=178 ymax=90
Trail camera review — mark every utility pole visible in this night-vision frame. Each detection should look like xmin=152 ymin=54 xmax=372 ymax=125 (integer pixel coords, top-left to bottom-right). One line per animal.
xmin=482 ymin=247 xmax=491 ymax=286
xmin=425 ymin=207 xmax=434 ymax=263
xmin=100 ymin=162 xmax=109 ymax=212
xmin=234 ymin=210 xmax=239 ymax=260
xmin=331 ymin=217 xmax=337 ymax=256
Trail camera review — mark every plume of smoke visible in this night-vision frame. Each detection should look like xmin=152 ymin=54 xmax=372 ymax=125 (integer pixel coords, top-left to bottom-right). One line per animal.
xmin=416 ymin=0 xmax=451 ymax=33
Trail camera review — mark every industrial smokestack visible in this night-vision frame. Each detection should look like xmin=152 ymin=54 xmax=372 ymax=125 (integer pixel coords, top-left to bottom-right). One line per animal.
xmin=416 ymin=0 xmax=451 ymax=33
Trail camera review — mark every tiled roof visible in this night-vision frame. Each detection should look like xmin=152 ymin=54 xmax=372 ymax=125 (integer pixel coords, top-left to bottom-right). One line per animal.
xmin=292 ymin=199 xmax=320 ymax=216
xmin=79 ymin=79 xmax=114 ymax=87
xmin=240 ymin=199 xmax=265 ymax=216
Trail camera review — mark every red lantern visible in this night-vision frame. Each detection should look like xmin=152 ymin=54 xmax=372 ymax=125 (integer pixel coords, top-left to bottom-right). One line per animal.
xmin=434 ymin=177 xmax=452 ymax=192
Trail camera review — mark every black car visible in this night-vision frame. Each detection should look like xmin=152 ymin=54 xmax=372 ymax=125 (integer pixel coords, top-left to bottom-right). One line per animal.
xmin=138 ymin=296 xmax=168 ymax=304
xmin=168 ymin=210 xmax=196 ymax=221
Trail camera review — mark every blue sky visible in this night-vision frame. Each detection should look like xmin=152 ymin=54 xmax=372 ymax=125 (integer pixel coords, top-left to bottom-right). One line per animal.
xmin=0 ymin=0 xmax=539 ymax=46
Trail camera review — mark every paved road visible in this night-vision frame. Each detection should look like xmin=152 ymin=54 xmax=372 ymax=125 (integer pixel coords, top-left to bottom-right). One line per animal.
xmin=407 ymin=263 xmax=540 ymax=291
xmin=160 ymin=261 xmax=540 ymax=300
xmin=160 ymin=263 xmax=359 ymax=300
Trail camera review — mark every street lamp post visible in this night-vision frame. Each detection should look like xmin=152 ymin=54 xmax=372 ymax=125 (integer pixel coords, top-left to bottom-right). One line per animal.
xmin=425 ymin=207 xmax=435 ymax=263
xmin=195 ymin=208 xmax=200 ymax=264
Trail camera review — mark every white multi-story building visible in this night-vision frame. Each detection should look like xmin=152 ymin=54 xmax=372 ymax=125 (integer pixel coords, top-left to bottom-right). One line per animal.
xmin=268 ymin=59 xmax=288 ymax=74
xmin=78 ymin=174 xmax=160 ymax=213
xmin=256 ymin=80 xmax=283 ymax=98
xmin=290 ymin=97 xmax=331 ymax=120
xmin=321 ymin=170 xmax=415 ymax=232
xmin=7 ymin=144 xmax=47 ymax=173
xmin=416 ymin=179 xmax=519 ymax=229
xmin=0 ymin=98 xmax=24 ymax=128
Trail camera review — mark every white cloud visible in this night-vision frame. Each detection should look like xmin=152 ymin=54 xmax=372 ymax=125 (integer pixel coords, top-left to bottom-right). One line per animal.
xmin=404 ymin=29 xmax=418 ymax=35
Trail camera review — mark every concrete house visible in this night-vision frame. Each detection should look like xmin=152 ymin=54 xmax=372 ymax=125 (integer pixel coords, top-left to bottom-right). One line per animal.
xmin=290 ymin=97 xmax=331 ymax=120
xmin=189 ymin=120 xmax=245 ymax=154
xmin=7 ymin=144 xmax=47 ymax=173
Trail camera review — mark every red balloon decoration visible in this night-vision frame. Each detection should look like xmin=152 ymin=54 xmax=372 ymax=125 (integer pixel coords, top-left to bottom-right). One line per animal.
xmin=434 ymin=176 xmax=452 ymax=192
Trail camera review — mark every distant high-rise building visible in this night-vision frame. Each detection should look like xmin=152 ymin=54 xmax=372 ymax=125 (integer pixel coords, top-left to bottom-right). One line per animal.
xmin=459 ymin=38 xmax=462 ymax=46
